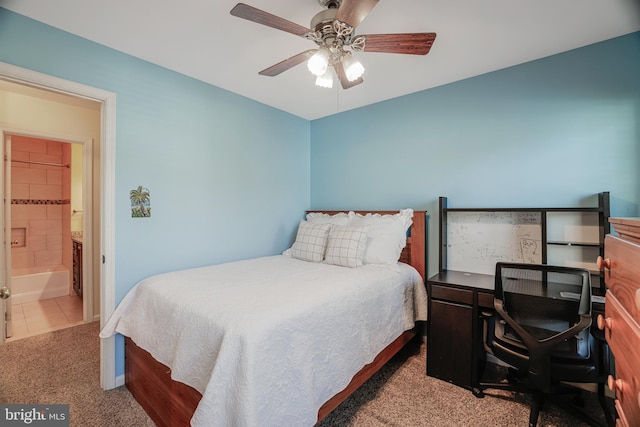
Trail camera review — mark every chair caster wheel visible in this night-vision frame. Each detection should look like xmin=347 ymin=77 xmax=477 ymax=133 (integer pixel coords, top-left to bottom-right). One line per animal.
xmin=472 ymin=388 xmax=485 ymax=398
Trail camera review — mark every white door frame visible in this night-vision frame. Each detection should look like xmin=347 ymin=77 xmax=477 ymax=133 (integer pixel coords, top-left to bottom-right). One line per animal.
xmin=1 ymin=128 xmax=94 ymax=322
xmin=0 ymin=62 xmax=118 ymax=390
xmin=2 ymin=133 xmax=13 ymax=344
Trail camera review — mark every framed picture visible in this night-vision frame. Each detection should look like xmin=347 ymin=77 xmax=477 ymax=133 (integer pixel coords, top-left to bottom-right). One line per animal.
xmin=130 ymin=186 xmax=151 ymax=218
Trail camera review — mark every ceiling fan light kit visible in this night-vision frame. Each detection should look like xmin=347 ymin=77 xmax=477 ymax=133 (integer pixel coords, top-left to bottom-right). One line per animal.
xmin=315 ymin=69 xmax=334 ymax=88
xmin=341 ymin=52 xmax=365 ymax=81
xmin=230 ymin=0 xmax=436 ymax=89
xmin=308 ymin=48 xmax=331 ymax=76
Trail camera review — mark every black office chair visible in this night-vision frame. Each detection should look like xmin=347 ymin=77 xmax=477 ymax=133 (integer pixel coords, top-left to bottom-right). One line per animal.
xmin=478 ymin=262 xmax=613 ymax=427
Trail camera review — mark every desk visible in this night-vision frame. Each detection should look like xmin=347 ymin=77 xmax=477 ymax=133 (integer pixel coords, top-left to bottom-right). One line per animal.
xmin=426 ymin=270 xmax=605 ymax=393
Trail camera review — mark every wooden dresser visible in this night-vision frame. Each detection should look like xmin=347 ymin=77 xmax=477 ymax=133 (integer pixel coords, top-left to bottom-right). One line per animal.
xmin=597 ymin=217 xmax=640 ymax=426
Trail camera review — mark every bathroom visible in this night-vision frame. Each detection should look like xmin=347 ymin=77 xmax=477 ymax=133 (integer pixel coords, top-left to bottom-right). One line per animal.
xmin=8 ymin=135 xmax=84 ymax=340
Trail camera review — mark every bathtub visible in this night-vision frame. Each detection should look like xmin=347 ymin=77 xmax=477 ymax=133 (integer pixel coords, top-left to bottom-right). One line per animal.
xmin=10 ymin=265 xmax=71 ymax=305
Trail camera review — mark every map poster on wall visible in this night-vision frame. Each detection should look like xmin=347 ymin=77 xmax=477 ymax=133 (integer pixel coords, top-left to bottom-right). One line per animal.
xmin=446 ymin=211 xmax=542 ymax=275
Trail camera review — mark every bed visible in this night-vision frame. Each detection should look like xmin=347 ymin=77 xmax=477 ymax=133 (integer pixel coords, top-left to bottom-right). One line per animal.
xmin=100 ymin=209 xmax=427 ymax=426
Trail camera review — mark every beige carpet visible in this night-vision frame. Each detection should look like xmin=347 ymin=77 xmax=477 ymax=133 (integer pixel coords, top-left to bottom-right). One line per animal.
xmin=0 ymin=321 xmax=154 ymax=427
xmin=318 ymin=341 xmax=611 ymax=427
xmin=0 ymin=321 xmax=611 ymax=426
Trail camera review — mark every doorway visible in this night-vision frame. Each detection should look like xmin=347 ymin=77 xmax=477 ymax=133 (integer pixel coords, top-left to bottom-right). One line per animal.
xmin=0 ymin=61 xmax=117 ymax=390
xmin=5 ymin=135 xmax=90 ymax=341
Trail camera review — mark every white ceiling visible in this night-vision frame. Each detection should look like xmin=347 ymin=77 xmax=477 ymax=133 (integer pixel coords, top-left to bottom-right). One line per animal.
xmin=3 ymin=0 xmax=639 ymax=120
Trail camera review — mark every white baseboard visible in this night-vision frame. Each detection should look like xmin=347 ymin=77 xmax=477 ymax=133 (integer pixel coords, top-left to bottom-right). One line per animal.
xmin=115 ymin=374 xmax=125 ymax=388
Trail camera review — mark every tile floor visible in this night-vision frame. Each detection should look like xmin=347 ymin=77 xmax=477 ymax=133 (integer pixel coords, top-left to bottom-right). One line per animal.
xmin=7 ymin=295 xmax=84 ymax=341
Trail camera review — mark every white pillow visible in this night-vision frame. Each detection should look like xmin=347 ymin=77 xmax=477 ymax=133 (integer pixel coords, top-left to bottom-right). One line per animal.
xmin=306 ymin=211 xmax=350 ymax=226
xmin=324 ymin=224 xmax=368 ymax=268
xmin=289 ymin=220 xmax=331 ymax=263
xmin=347 ymin=209 xmax=413 ymax=266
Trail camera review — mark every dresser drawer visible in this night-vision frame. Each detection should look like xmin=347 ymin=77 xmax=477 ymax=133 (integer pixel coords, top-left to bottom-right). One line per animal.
xmin=604 ymin=235 xmax=640 ymax=325
xmin=604 ymin=293 xmax=640 ymax=426
xmin=610 ymin=351 xmax=640 ymax=427
xmin=615 ymin=400 xmax=629 ymax=427
xmin=604 ymin=293 xmax=640 ymax=368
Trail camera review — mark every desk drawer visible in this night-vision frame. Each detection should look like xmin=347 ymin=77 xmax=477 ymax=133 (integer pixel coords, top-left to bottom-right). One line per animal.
xmin=604 ymin=235 xmax=640 ymax=324
xmin=477 ymin=292 xmax=494 ymax=309
xmin=430 ymin=284 xmax=473 ymax=305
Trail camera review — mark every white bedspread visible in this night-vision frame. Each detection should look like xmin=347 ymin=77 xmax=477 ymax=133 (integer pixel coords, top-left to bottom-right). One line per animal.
xmin=100 ymin=255 xmax=426 ymax=427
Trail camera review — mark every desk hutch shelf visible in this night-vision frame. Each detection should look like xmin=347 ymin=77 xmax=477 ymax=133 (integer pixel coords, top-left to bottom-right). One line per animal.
xmin=438 ymin=191 xmax=610 ymax=289
xmin=427 ymin=192 xmax=610 ymax=391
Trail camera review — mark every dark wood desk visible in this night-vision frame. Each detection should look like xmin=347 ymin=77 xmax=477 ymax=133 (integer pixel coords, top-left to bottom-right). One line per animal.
xmin=426 ymin=271 xmax=494 ymax=392
xmin=426 ymin=270 xmax=605 ymax=394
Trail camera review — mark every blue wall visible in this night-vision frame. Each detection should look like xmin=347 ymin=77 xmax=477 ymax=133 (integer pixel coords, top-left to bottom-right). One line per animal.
xmin=0 ymin=9 xmax=310 ymax=375
xmin=310 ymin=32 xmax=640 ymax=276
xmin=2 ymin=6 xmax=639 ymax=377
xmin=0 ymin=8 xmax=311 ymax=277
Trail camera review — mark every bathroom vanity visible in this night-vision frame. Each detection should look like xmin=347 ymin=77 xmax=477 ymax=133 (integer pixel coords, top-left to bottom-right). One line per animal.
xmin=72 ymin=236 xmax=83 ymax=298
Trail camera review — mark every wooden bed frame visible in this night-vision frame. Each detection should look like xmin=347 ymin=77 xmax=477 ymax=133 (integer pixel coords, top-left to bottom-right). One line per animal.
xmin=125 ymin=210 xmax=427 ymax=426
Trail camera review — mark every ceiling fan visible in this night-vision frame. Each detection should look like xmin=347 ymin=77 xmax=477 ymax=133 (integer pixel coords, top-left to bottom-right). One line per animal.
xmin=230 ymin=0 xmax=436 ymax=89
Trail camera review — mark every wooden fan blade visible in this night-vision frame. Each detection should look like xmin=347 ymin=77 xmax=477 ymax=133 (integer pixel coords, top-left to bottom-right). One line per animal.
xmin=334 ymin=61 xmax=364 ymax=89
xmin=230 ymin=3 xmax=310 ymax=37
xmin=259 ymin=50 xmax=317 ymax=76
xmin=361 ymin=33 xmax=436 ymax=55
xmin=335 ymin=0 xmax=379 ymax=29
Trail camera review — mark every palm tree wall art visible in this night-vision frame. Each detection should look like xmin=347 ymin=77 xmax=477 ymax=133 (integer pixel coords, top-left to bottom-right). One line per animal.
xmin=130 ymin=186 xmax=151 ymax=217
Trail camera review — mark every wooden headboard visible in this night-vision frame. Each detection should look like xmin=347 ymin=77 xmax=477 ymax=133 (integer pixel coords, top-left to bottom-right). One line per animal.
xmin=306 ymin=210 xmax=427 ymax=281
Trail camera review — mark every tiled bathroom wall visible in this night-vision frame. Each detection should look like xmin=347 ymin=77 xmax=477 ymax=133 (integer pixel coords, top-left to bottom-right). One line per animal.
xmin=10 ymin=136 xmax=72 ymax=274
